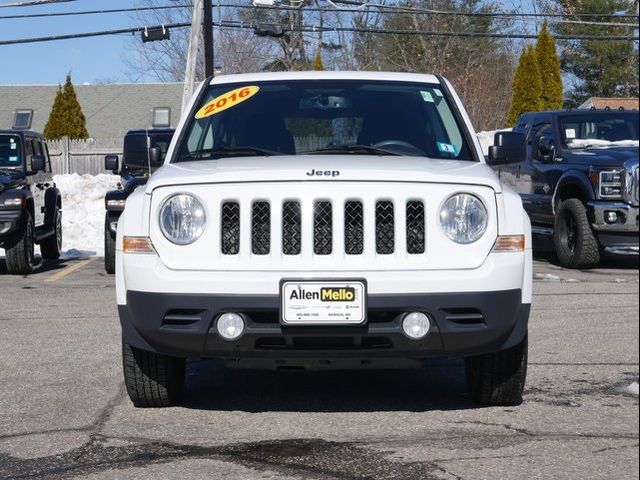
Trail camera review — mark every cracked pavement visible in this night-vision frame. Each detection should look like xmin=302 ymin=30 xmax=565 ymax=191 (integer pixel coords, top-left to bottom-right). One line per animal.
xmin=0 ymin=253 xmax=638 ymax=479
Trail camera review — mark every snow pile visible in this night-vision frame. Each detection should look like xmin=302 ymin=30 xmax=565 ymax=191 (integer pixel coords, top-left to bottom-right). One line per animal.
xmin=476 ymin=129 xmax=512 ymax=155
xmin=626 ymin=382 xmax=639 ymax=396
xmin=55 ymin=173 xmax=119 ymax=257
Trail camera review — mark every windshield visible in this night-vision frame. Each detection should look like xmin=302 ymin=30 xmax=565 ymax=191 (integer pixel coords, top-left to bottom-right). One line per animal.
xmin=177 ymin=80 xmax=474 ymax=161
xmin=559 ymin=113 xmax=639 ymax=149
xmin=0 ymin=135 xmax=22 ymax=167
xmin=152 ymin=133 xmax=173 ymax=161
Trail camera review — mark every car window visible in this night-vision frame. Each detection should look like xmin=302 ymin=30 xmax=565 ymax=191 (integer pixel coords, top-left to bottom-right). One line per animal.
xmin=25 ymin=138 xmax=34 ymax=156
xmin=558 ymin=113 xmax=639 ymax=148
xmin=178 ymin=80 xmax=475 ymax=161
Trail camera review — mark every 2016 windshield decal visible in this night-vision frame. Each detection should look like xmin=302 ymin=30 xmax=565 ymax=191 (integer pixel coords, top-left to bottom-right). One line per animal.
xmin=195 ymin=86 xmax=260 ymax=119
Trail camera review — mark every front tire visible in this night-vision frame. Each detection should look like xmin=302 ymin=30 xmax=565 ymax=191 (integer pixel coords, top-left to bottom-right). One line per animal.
xmin=6 ymin=212 xmax=35 ymax=275
xmin=553 ymin=199 xmax=600 ymax=268
xmin=465 ymin=335 xmax=528 ymax=406
xmin=40 ymin=207 xmax=62 ymax=260
xmin=104 ymin=216 xmax=115 ymax=274
xmin=122 ymin=339 xmax=186 ymax=408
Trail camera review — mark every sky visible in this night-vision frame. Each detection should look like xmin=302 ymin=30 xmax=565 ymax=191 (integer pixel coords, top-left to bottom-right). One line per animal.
xmin=0 ymin=0 xmax=528 ymax=86
xmin=0 ymin=0 xmax=173 ymax=85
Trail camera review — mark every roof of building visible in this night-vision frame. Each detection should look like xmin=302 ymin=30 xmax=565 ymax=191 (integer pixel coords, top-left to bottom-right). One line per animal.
xmin=0 ymin=83 xmax=184 ymax=140
xmin=578 ymin=97 xmax=639 ymax=110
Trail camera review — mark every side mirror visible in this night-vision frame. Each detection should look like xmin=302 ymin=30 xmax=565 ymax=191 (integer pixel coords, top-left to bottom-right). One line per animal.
xmin=538 ymin=136 xmax=555 ymax=163
xmin=30 ymin=154 xmax=45 ymax=172
xmin=487 ymin=131 xmax=526 ymax=166
xmin=149 ymin=147 xmax=162 ymax=166
xmin=105 ymin=155 xmax=119 ymax=173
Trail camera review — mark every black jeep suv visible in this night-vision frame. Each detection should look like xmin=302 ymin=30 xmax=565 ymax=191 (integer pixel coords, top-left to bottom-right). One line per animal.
xmin=0 ymin=130 xmax=62 ymax=274
xmin=493 ymin=109 xmax=639 ymax=268
xmin=103 ymin=129 xmax=174 ymax=273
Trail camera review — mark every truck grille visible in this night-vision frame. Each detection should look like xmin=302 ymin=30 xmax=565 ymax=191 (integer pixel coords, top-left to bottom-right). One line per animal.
xmin=220 ymin=198 xmax=427 ymax=256
xmin=624 ymin=162 xmax=639 ymax=207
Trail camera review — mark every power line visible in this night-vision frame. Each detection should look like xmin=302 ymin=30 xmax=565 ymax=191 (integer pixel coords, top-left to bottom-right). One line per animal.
xmin=0 ymin=0 xmax=76 ymax=7
xmin=0 ymin=18 xmax=638 ymax=47
xmin=1 ymin=2 xmax=638 ymax=27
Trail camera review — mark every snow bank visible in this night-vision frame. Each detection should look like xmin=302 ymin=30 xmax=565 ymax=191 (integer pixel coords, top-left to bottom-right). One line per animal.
xmin=54 ymin=173 xmax=120 ymax=257
xmin=476 ymin=129 xmax=511 ymax=155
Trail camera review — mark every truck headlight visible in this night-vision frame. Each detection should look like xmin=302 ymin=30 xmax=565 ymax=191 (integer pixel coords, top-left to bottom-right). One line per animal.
xmin=439 ymin=193 xmax=487 ymax=244
xmin=599 ymin=170 xmax=622 ymax=198
xmin=160 ymin=194 xmax=206 ymax=245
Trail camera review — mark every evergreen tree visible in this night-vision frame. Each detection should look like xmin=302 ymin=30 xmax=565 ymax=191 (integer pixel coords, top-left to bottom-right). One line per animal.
xmin=43 ymin=74 xmax=89 ymax=140
xmin=507 ymin=46 xmax=543 ymax=126
xmin=312 ymin=49 xmax=324 ymax=71
xmin=535 ymin=20 xmax=564 ymax=110
xmin=43 ymin=85 xmax=66 ymax=140
xmin=552 ymin=0 xmax=638 ymax=106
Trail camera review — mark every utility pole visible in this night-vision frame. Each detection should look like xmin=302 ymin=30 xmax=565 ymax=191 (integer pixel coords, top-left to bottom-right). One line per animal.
xmin=181 ymin=0 xmax=204 ymax=113
xmin=203 ymin=0 xmax=214 ymax=77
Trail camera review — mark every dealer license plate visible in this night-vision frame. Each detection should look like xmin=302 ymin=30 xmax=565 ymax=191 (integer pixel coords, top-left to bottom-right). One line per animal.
xmin=280 ymin=280 xmax=366 ymax=325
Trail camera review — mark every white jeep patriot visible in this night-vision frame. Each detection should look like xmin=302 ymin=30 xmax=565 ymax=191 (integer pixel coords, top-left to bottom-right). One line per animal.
xmin=116 ymin=71 xmax=532 ymax=408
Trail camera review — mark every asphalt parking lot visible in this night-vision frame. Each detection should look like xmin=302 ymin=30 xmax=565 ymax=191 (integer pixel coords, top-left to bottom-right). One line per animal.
xmin=0 ymin=251 xmax=638 ymax=480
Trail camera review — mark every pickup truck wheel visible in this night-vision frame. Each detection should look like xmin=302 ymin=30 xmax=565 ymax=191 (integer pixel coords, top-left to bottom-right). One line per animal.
xmin=554 ymin=199 xmax=600 ymax=268
xmin=104 ymin=216 xmax=115 ymax=274
xmin=465 ymin=335 xmax=527 ymax=406
xmin=40 ymin=208 xmax=62 ymax=260
xmin=122 ymin=339 xmax=186 ymax=408
xmin=5 ymin=212 xmax=35 ymax=275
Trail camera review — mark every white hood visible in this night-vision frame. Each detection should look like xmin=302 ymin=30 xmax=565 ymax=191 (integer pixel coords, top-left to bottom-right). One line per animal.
xmin=145 ymin=156 xmax=501 ymax=193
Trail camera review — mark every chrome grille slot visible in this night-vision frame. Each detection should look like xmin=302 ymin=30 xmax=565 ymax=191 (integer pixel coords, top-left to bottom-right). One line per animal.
xmin=375 ymin=200 xmax=395 ymax=254
xmin=406 ymin=200 xmax=425 ymax=254
xmin=221 ymin=201 xmax=240 ymax=255
xmin=624 ymin=163 xmax=639 ymax=206
xmin=251 ymin=201 xmax=271 ymax=255
xmin=314 ymin=201 xmax=333 ymax=255
xmin=344 ymin=201 xmax=364 ymax=255
xmin=282 ymin=201 xmax=301 ymax=255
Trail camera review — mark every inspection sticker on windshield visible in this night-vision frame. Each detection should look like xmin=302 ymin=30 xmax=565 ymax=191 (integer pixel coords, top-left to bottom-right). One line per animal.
xmin=281 ymin=280 xmax=366 ymax=325
xmin=565 ymin=128 xmax=576 ymax=139
xmin=420 ymin=91 xmax=434 ymax=103
xmin=437 ymin=142 xmax=456 ymax=154
xmin=195 ymin=86 xmax=259 ymax=119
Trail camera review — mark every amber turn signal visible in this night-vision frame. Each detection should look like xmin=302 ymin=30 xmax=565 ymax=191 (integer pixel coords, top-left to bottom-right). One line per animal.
xmin=122 ymin=236 xmax=156 ymax=254
xmin=492 ymin=235 xmax=525 ymax=252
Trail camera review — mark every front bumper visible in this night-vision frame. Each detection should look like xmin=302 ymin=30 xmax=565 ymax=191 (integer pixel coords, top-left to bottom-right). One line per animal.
xmin=589 ymin=201 xmax=639 ymax=233
xmin=0 ymin=208 xmax=25 ymax=246
xmin=119 ymin=289 xmax=530 ymax=368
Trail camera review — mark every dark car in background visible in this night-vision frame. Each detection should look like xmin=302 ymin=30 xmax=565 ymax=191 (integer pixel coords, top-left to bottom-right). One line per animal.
xmin=104 ymin=129 xmax=174 ymax=273
xmin=493 ymin=109 xmax=639 ymax=268
xmin=0 ymin=130 xmax=62 ymax=274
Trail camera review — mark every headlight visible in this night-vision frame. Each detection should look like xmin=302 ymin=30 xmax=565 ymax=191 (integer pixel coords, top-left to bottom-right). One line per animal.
xmin=599 ymin=170 xmax=622 ymax=198
xmin=439 ymin=193 xmax=488 ymax=244
xmin=160 ymin=194 xmax=206 ymax=245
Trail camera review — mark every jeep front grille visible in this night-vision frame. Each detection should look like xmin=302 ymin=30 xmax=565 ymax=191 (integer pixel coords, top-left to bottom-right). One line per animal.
xmin=344 ymin=201 xmax=364 ymax=255
xmin=222 ymin=199 xmax=427 ymax=257
xmin=282 ymin=201 xmax=302 ymax=255
xmin=375 ymin=201 xmax=395 ymax=254
xmin=221 ymin=201 xmax=240 ymax=255
xmin=251 ymin=201 xmax=270 ymax=255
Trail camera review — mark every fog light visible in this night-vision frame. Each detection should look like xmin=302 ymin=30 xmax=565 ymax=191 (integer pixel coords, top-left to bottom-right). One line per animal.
xmin=402 ymin=312 xmax=431 ymax=340
xmin=605 ymin=211 xmax=618 ymax=224
xmin=216 ymin=313 xmax=245 ymax=340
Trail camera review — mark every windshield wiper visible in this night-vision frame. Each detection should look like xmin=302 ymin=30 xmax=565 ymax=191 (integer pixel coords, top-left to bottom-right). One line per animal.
xmin=181 ymin=146 xmax=279 ymax=160
xmin=301 ymin=145 xmax=402 ymax=156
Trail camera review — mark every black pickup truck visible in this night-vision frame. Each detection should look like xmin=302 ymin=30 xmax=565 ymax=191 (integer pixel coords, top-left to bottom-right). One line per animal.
xmin=0 ymin=130 xmax=62 ymax=274
xmin=492 ymin=109 xmax=638 ymax=268
xmin=104 ymin=129 xmax=174 ymax=273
